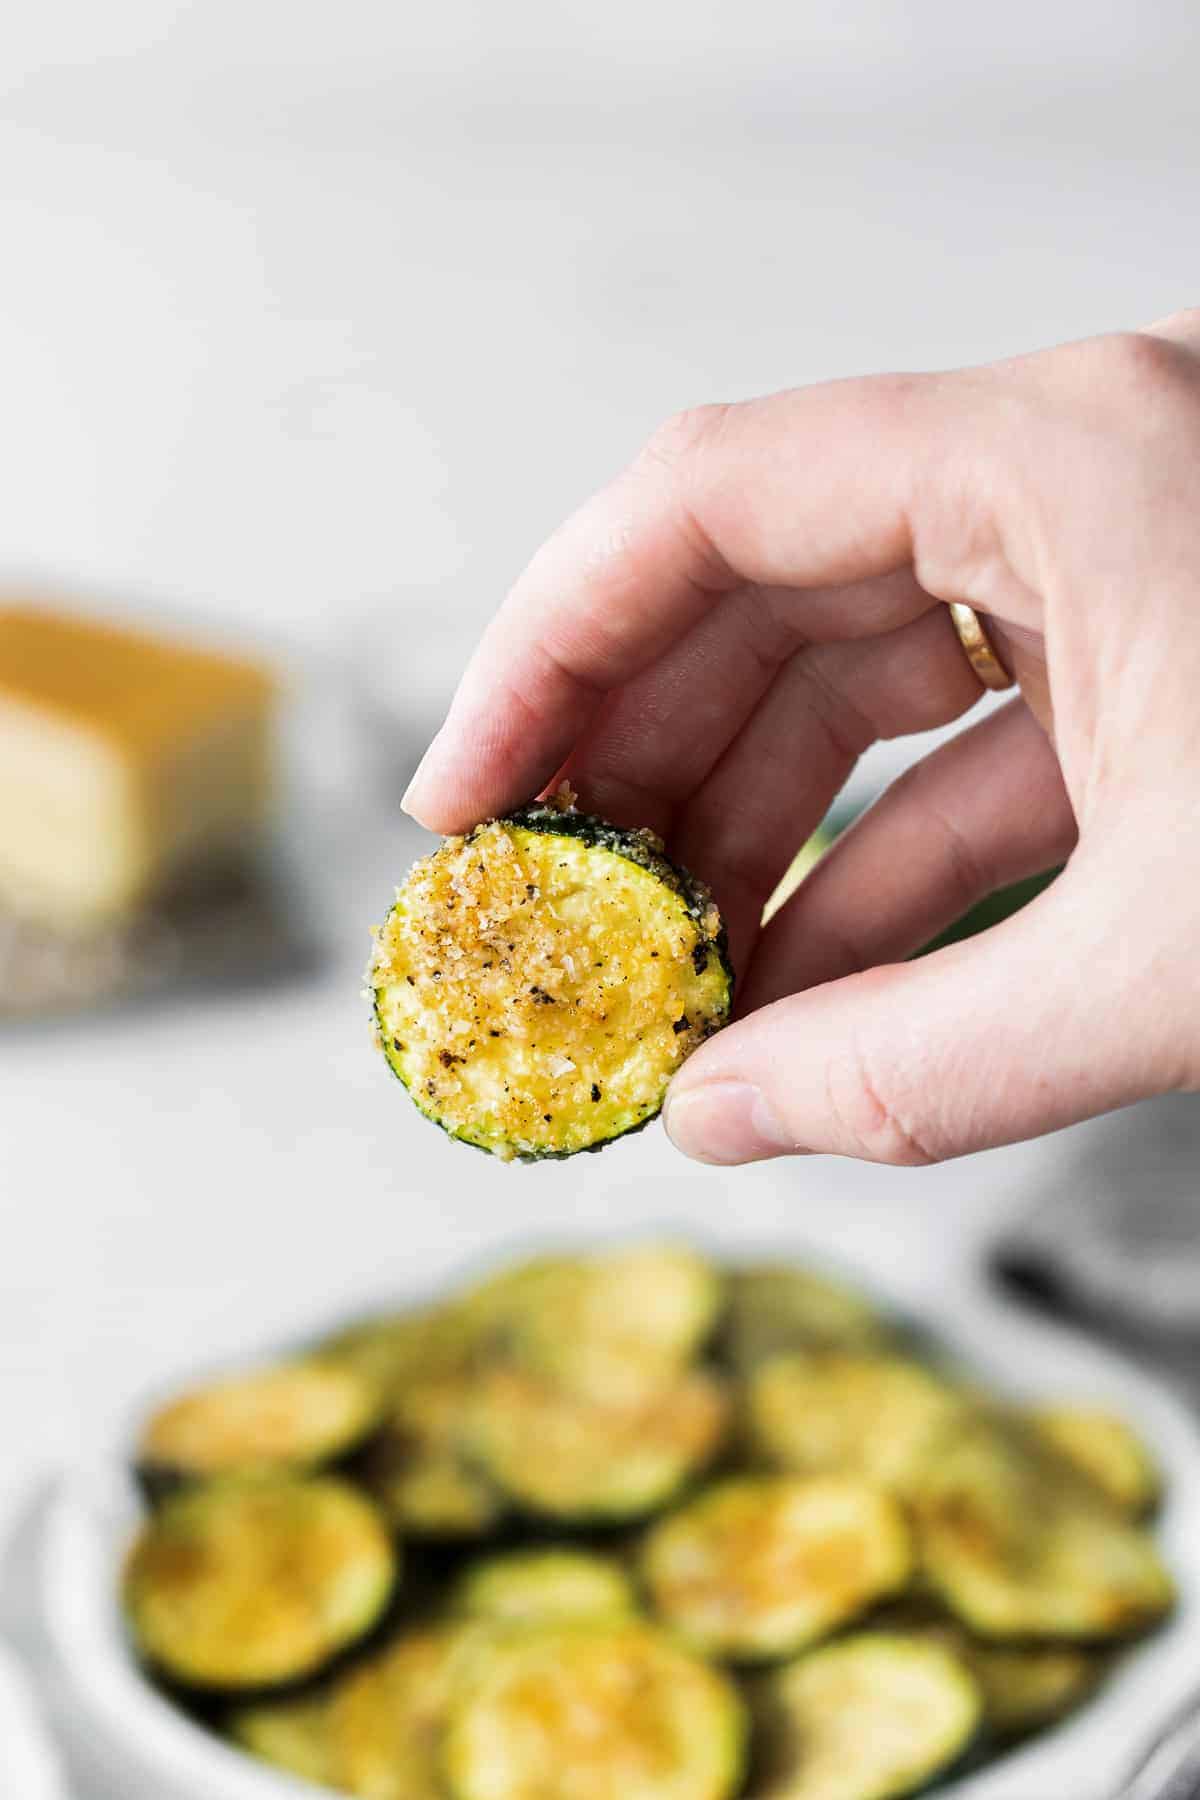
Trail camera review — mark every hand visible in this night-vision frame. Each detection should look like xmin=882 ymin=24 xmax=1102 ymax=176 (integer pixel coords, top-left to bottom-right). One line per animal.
xmin=404 ymin=313 xmax=1200 ymax=1167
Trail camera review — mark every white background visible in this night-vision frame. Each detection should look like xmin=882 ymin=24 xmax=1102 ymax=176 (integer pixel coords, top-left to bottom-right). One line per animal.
xmin=1 ymin=0 xmax=1198 ymax=1550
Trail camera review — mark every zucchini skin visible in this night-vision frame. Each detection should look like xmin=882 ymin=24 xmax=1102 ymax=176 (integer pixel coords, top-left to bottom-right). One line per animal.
xmin=372 ymin=804 xmax=733 ymax=1163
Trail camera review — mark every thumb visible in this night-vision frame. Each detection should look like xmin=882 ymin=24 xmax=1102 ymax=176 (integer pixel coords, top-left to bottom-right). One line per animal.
xmin=663 ymin=865 xmax=1180 ymax=1166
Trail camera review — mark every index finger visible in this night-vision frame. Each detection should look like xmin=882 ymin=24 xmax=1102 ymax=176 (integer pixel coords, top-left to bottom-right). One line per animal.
xmin=403 ymin=376 xmax=951 ymax=833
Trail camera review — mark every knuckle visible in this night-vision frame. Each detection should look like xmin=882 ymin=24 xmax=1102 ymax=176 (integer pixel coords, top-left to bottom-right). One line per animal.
xmin=638 ymin=402 xmax=735 ymax=474
xmin=889 ymin=759 xmax=991 ymax=917
xmin=1144 ymin=304 xmax=1200 ymax=350
xmin=827 ymin=1021 xmax=943 ymax=1167
xmin=1085 ymin=329 xmax=1196 ymax=407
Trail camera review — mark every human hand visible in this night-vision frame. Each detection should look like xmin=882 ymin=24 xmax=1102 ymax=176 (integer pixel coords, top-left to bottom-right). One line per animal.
xmin=404 ymin=313 xmax=1200 ymax=1166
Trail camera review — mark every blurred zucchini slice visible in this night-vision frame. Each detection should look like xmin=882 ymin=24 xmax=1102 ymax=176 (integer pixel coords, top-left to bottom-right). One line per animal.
xmin=368 ymin=795 xmax=732 ymax=1161
xmin=137 ymin=1359 xmax=382 ymax=1491
xmin=746 ymin=1352 xmax=964 ymax=1494
xmin=475 ymin=1243 xmax=723 ymax=1402
xmin=720 ymin=1264 xmax=890 ymax=1372
xmin=1029 ymin=1406 xmax=1162 ymax=1517
xmin=464 ymin=1363 xmax=728 ymax=1523
xmin=640 ymin=1476 xmax=911 ymax=1660
xmin=318 ymin=1300 xmax=484 ymax=1396
xmin=912 ymin=1414 xmax=1174 ymax=1641
xmin=123 ymin=1474 xmax=397 ymax=1691
xmin=228 ymin=1690 xmax=336 ymax=1785
xmin=330 ymin=1623 xmax=486 ymax=1800
xmin=359 ymin=1374 xmax=505 ymax=1539
xmin=753 ymin=1633 xmax=981 ymax=1800
xmin=869 ymin=1598 xmax=1105 ymax=1740
xmin=443 ymin=1622 xmax=746 ymax=1800
xmin=963 ymin=1638 xmax=1105 ymax=1739
xmin=451 ymin=1548 xmax=637 ymax=1625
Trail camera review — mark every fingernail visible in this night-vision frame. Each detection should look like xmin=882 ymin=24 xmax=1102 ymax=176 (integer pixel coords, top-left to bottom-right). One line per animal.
xmin=664 ymin=1081 xmax=798 ymax=1165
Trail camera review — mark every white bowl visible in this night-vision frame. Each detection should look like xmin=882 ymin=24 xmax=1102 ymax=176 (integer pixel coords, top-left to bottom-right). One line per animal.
xmin=32 ymin=1274 xmax=1200 ymax=1800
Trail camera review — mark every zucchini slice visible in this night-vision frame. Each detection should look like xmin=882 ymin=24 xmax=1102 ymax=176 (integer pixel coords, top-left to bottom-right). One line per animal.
xmin=472 ymin=1244 xmax=723 ymax=1403
xmin=318 ymin=1299 xmax=485 ymax=1396
xmin=329 ymin=1623 xmax=488 ymax=1800
xmin=912 ymin=1414 xmax=1174 ymax=1641
xmin=961 ymin=1639 xmax=1105 ymax=1740
xmin=123 ymin=1474 xmax=398 ymax=1691
xmin=1029 ymin=1405 xmax=1162 ymax=1518
xmin=228 ymin=1690 xmax=336 ymax=1786
xmin=463 ymin=1363 xmax=729 ymax=1524
xmin=368 ymin=796 xmax=732 ymax=1160
xmin=443 ymin=1622 xmax=746 ymax=1800
xmin=720 ymin=1264 xmax=890 ymax=1373
xmin=137 ymin=1359 xmax=382 ymax=1489
xmin=450 ymin=1548 xmax=637 ymax=1626
xmin=746 ymin=1352 xmax=965 ymax=1495
xmin=868 ymin=1599 xmax=1105 ymax=1740
xmin=640 ymin=1476 xmax=912 ymax=1660
xmin=358 ymin=1374 xmax=506 ymax=1539
xmin=752 ymin=1633 xmax=981 ymax=1800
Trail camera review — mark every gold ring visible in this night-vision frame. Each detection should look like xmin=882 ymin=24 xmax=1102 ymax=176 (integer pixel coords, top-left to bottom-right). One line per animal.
xmin=946 ymin=602 xmax=1015 ymax=692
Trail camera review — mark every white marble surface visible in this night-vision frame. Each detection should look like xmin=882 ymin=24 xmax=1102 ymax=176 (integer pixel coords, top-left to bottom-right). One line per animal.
xmin=1 ymin=8 xmax=1199 ymax=1789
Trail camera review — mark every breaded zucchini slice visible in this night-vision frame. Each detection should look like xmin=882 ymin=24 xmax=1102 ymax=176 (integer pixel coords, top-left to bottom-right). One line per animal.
xmin=136 ymin=1359 xmax=382 ymax=1492
xmin=640 ymin=1476 xmax=911 ymax=1660
xmin=443 ymin=1622 xmax=746 ymax=1800
xmin=1029 ymin=1405 xmax=1162 ymax=1517
xmin=450 ymin=1548 xmax=637 ymax=1626
xmin=471 ymin=1243 xmax=723 ymax=1403
xmin=228 ymin=1690 xmax=336 ymax=1785
xmin=463 ymin=1363 xmax=729 ymax=1524
xmin=359 ymin=1374 xmax=506 ymax=1539
xmin=368 ymin=796 xmax=732 ymax=1160
xmin=746 ymin=1352 xmax=965 ymax=1495
xmin=123 ymin=1474 xmax=397 ymax=1691
xmin=330 ymin=1623 xmax=488 ymax=1800
xmin=912 ymin=1414 xmax=1174 ymax=1641
xmin=869 ymin=1599 xmax=1106 ymax=1740
xmin=752 ymin=1633 xmax=981 ymax=1800
xmin=962 ymin=1639 xmax=1106 ymax=1739
xmin=317 ymin=1298 xmax=485 ymax=1395
xmin=720 ymin=1264 xmax=890 ymax=1372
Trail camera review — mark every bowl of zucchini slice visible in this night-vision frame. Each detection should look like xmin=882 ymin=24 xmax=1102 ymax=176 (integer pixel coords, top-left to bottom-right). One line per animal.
xmin=36 ymin=1243 xmax=1200 ymax=1800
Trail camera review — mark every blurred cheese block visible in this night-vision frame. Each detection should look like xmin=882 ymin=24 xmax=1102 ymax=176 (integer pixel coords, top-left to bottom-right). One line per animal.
xmin=0 ymin=605 xmax=275 ymax=927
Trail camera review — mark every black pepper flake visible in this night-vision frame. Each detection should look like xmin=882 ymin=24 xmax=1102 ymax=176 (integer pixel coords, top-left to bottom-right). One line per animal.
xmin=525 ymin=883 xmax=535 ymax=894
xmin=650 ymin=950 xmax=659 ymax=958
xmin=543 ymin=1113 xmax=552 ymax=1122
xmin=591 ymin=1084 xmax=601 ymax=1102
xmin=489 ymin=1029 xmax=502 ymax=1038
xmin=406 ymin=975 xmax=415 ymax=986
xmin=691 ymin=943 xmax=709 ymax=975
xmin=439 ymin=1049 xmax=466 ymax=1068
xmin=392 ymin=1037 xmax=405 ymax=1052
xmin=482 ymin=961 xmax=493 ymax=969
xmin=673 ymin=1015 xmax=689 ymax=1035
xmin=432 ymin=970 xmax=443 ymax=981
xmin=425 ymin=1079 xmax=436 ymax=1096
xmin=529 ymin=986 xmax=555 ymax=1004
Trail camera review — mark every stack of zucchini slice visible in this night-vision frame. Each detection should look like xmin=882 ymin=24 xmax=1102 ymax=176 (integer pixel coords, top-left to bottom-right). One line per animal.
xmin=122 ymin=1243 xmax=1174 ymax=1800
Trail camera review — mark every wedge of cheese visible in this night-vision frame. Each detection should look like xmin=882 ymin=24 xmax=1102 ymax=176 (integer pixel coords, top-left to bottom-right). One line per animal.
xmin=0 ymin=605 xmax=275 ymax=926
